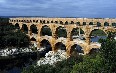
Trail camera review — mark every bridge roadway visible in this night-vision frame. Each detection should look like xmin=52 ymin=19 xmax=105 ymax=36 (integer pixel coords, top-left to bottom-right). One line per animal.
xmin=9 ymin=18 xmax=116 ymax=56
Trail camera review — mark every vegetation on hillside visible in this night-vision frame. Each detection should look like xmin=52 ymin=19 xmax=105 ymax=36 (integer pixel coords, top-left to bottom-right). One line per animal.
xmin=0 ymin=24 xmax=30 ymax=49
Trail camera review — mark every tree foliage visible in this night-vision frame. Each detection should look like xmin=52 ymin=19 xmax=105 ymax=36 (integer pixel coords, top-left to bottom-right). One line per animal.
xmin=0 ymin=24 xmax=30 ymax=49
xmin=71 ymin=32 xmax=116 ymax=73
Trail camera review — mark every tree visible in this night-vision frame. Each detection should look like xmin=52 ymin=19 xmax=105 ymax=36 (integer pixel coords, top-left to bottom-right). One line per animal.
xmin=71 ymin=32 xmax=116 ymax=73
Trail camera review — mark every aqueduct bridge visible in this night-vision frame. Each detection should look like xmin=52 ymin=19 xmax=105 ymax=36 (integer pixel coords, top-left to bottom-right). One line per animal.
xmin=9 ymin=18 xmax=116 ymax=56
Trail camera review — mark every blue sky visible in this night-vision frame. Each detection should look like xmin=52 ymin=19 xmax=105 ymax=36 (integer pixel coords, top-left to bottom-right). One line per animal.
xmin=0 ymin=0 xmax=116 ymax=18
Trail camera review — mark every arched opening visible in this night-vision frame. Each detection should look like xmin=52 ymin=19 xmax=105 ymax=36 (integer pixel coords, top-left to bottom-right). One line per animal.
xmin=104 ymin=22 xmax=109 ymax=26
xmin=65 ymin=21 xmax=68 ymax=25
xmin=51 ymin=21 xmax=53 ymax=23
xmin=21 ymin=24 xmax=28 ymax=33
xmin=70 ymin=44 xmax=84 ymax=55
xmin=40 ymin=39 xmax=52 ymax=57
xmin=36 ymin=20 xmax=38 ymax=23
xmin=89 ymin=22 xmax=93 ymax=25
xmin=55 ymin=42 xmax=66 ymax=51
xmin=90 ymin=29 xmax=107 ymax=42
xmin=60 ymin=21 xmax=63 ymax=24
xmin=33 ymin=20 xmax=35 ymax=22
xmin=43 ymin=20 xmax=46 ymax=24
xmin=70 ymin=28 xmax=85 ymax=40
xmin=97 ymin=22 xmax=101 ymax=27
xmin=15 ymin=23 xmax=20 ymax=29
xmin=88 ymin=48 xmax=99 ymax=55
xmin=76 ymin=22 xmax=80 ymax=25
xmin=40 ymin=25 xmax=52 ymax=36
xmin=30 ymin=24 xmax=38 ymax=34
xmin=55 ymin=26 xmax=67 ymax=38
xmin=40 ymin=20 xmax=42 ymax=23
xmin=112 ymin=23 xmax=116 ymax=27
xmin=83 ymin=22 xmax=86 ymax=25
xmin=55 ymin=21 xmax=58 ymax=24
xmin=47 ymin=21 xmax=49 ymax=24
xmin=71 ymin=21 xmax=74 ymax=24
xmin=30 ymin=37 xmax=36 ymax=41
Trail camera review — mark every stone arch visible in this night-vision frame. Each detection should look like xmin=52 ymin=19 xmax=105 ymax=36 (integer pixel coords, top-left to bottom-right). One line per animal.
xmin=71 ymin=21 xmax=74 ymax=24
xmin=97 ymin=22 xmax=101 ymax=27
xmin=30 ymin=20 xmax=32 ymax=22
xmin=104 ymin=22 xmax=109 ymax=26
xmin=30 ymin=24 xmax=38 ymax=34
xmin=51 ymin=21 xmax=53 ymax=23
xmin=15 ymin=23 xmax=20 ymax=29
xmin=55 ymin=21 xmax=58 ymax=24
xmin=30 ymin=37 xmax=36 ymax=41
xmin=112 ymin=22 xmax=116 ymax=27
xmin=60 ymin=21 xmax=63 ymax=24
xmin=89 ymin=29 xmax=107 ymax=42
xmin=65 ymin=21 xmax=68 ymax=25
xmin=40 ymin=25 xmax=52 ymax=36
xmin=40 ymin=20 xmax=42 ymax=23
xmin=40 ymin=39 xmax=52 ymax=54
xmin=70 ymin=44 xmax=84 ymax=55
xmin=47 ymin=21 xmax=49 ymax=24
xmin=70 ymin=27 xmax=80 ymax=40
xmin=36 ymin=20 xmax=38 ymax=23
xmin=21 ymin=24 xmax=28 ymax=33
xmin=55 ymin=26 xmax=67 ymax=38
xmin=89 ymin=22 xmax=93 ymax=25
xmin=54 ymin=42 xmax=66 ymax=51
xmin=88 ymin=48 xmax=99 ymax=55
xmin=83 ymin=22 xmax=86 ymax=25
xmin=76 ymin=22 xmax=80 ymax=25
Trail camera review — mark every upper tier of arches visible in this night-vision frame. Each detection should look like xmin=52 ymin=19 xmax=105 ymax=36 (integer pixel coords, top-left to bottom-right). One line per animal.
xmin=9 ymin=18 xmax=116 ymax=27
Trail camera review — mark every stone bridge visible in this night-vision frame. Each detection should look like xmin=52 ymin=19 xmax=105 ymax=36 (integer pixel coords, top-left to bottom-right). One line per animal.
xmin=9 ymin=18 xmax=116 ymax=56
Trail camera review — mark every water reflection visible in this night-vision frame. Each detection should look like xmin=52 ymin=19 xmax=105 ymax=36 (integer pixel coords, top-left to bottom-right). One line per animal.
xmin=91 ymin=36 xmax=107 ymax=42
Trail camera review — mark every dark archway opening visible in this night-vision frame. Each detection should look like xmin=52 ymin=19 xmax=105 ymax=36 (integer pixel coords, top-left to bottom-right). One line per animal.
xmin=15 ymin=23 xmax=20 ymax=29
xmin=70 ymin=44 xmax=84 ymax=56
xmin=104 ymin=22 xmax=109 ymax=26
xmin=60 ymin=21 xmax=63 ymax=24
xmin=90 ymin=29 xmax=107 ymax=42
xmin=51 ymin=21 xmax=53 ymax=23
xmin=71 ymin=21 xmax=74 ymax=24
xmin=97 ymin=22 xmax=101 ymax=27
xmin=55 ymin=42 xmax=66 ymax=51
xmin=40 ymin=39 xmax=52 ymax=57
xmin=21 ymin=24 xmax=28 ymax=33
xmin=70 ymin=28 xmax=85 ymax=40
xmin=47 ymin=21 xmax=49 ymax=24
xmin=89 ymin=22 xmax=93 ymax=25
xmin=88 ymin=48 xmax=99 ymax=55
xmin=40 ymin=20 xmax=42 ymax=23
xmin=55 ymin=21 xmax=58 ymax=24
xmin=30 ymin=37 xmax=36 ymax=41
xmin=30 ymin=24 xmax=38 ymax=34
xmin=55 ymin=26 xmax=67 ymax=38
xmin=76 ymin=22 xmax=80 ymax=25
xmin=112 ymin=23 xmax=116 ymax=27
xmin=40 ymin=25 xmax=52 ymax=36
xmin=83 ymin=22 xmax=86 ymax=25
xmin=65 ymin=21 xmax=68 ymax=25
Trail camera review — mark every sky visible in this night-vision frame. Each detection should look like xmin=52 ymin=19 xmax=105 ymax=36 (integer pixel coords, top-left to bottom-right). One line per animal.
xmin=0 ymin=0 xmax=116 ymax=18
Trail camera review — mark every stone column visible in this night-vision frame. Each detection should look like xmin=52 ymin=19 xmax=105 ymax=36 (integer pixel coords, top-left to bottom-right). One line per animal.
xmin=86 ymin=37 xmax=90 ymax=45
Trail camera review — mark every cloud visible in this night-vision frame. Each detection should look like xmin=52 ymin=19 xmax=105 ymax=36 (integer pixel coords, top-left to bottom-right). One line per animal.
xmin=0 ymin=0 xmax=116 ymax=18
